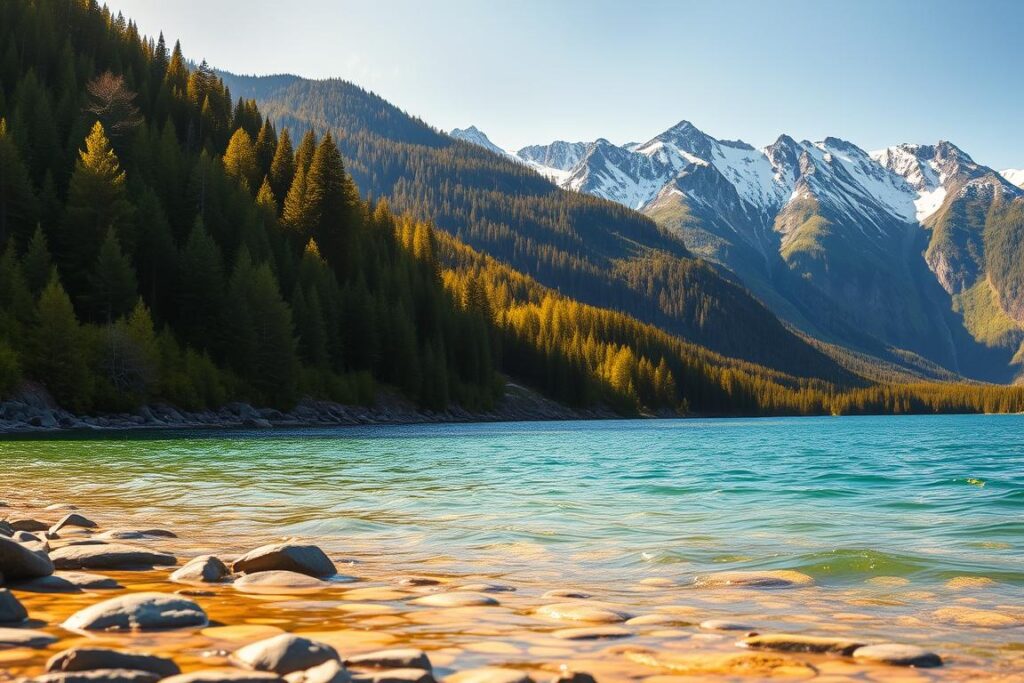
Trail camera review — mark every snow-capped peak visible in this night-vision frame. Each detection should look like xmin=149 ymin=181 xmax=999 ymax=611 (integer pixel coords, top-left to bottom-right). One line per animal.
xmin=448 ymin=125 xmax=508 ymax=157
xmin=1001 ymin=168 xmax=1024 ymax=188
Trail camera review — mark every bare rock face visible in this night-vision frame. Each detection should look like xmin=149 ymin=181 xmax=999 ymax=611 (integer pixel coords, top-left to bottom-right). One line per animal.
xmin=231 ymin=634 xmax=340 ymax=675
xmin=62 ymin=592 xmax=208 ymax=631
xmin=0 ymin=535 xmax=55 ymax=580
xmin=232 ymin=543 xmax=336 ymax=578
xmin=46 ymin=648 xmax=182 ymax=677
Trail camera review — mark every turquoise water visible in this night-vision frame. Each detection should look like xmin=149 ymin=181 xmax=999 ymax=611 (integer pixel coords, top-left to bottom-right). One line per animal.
xmin=2 ymin=414 xmax=1022 ymax=595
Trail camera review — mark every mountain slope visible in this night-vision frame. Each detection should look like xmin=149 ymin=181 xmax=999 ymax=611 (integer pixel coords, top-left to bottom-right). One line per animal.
xmin=218 ymin=71 xmax=855 ymax=382
xmin=512 ymin=122 xmax=1024 ymax=382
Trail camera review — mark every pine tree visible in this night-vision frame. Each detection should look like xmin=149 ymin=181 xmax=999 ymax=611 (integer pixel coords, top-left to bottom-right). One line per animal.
xmin=294 ymin=129 xmax=316 ymax=174
xmin=0 ymin=118 xmax=38 ymax=249
xmin=304 ymin=133 xmax=361 ymax=273
xmin=22 ymin=225 xmax=53 ymax=297
xmin=89 ymin=228 xmax=139 ymax=323
xmin=62 ymin=121 xmax=134 ymax=300
xmin=28 ymin=276 xmax=92 ymax=411
xmin=254 ymin=120 xmax=277 ymax=179
xmin=223 ymin=127 xmax=259 ymax=191
xmin=281 ymin=164 xmax=309 ymax=238
xmin=176 ymin=219 xmax=226 ymax=353
xmin=268 ymin=128 xmax=295 ymax=202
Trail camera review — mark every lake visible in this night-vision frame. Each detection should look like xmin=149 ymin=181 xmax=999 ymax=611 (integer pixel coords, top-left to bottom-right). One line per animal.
xmin=2 ymin=414 xmax=1023 ymax=679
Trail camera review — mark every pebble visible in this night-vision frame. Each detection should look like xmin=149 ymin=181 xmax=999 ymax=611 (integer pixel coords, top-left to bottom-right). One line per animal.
xmin=445 ymin=668 xmax=533 ymax=683
xmin=231 ymin=634 xmax=340 ymax=675
xmin=932 ymin=606 xmax=1019 ymax=628
xmin=285 ymin=660 xmax=352 ymax=683
xmin=46 ymin=647 xmax=181 ymax=677
xmin=739 ymin=633 xmax=867 ymax=655
xmin=170 ymin=555 xmax=230 ymax=583
xmin=0 ymin=587 xmax=28 ymax=622
xmin=62 ymin=592 xmax=208 ymax=631
xmin=346 ymin=649 xmax=432 ymax=672
xmin=455 ymin=583 xmax=514 ymax=593
xmin=0 ymin=626 xmax=58 ymax=648
xmin=395 ymin=577 xmax=440 ymax=587
xmin=14 ymin=571 xmax=120 ymax=593
xmin=49 ymin=513 xmax=99 ymax=536
xmin=698 ymin=619 xmax=756 ymax=632
xmin=28 ymin=669 xmax=162 ymax=683
xmin=50 ymin=544 xmax=176 ymax=570
xmin=535 ymin=602 xmax=630 ymax=623
xmin=541 ymin=590 xmax=590 ymax=599
xmin=94 ymin=529 xmax=177 ymax=540
xmin=234 ymin=571 xmax=330 ymax=593
xmin=349 ymin=670 xmax=432 ymax=683
xmin=161 ymin=671 xmax=285 ymax=683
xmin=408 ymin=592 xmax=498 ymax=607
xmin=691 ymin=570 xmax=815 ymax=589
xmin=233 ymin=543 xmax=336 ymax=578
xmin=10 ymin=518 xmax=49 ymax=532
xmin=626 ymin=614 xmax=690 ymax=627
xmin=551 ymin=626 xmax=631 ymax=640
xmin=549 ymin=673 xmax=595 ymax=683
xmin=852 ymin=643 xmax=943 ymax=667
xmin=0 ymin=534 xmax=55 ymax=580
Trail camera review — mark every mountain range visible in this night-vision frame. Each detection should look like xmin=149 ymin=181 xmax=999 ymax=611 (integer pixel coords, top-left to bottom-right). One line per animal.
xmin=451 ymin=124 xmax=1024 ymax=382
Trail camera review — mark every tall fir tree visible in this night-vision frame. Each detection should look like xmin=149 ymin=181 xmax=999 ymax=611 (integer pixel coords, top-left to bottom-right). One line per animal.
xmin=89 ymin=228 xmax=139 ymax=323
xmin=268 ymin=128 xmax=295 ymax=202
xmin=223 ymin=127 xmax=259 ymax=191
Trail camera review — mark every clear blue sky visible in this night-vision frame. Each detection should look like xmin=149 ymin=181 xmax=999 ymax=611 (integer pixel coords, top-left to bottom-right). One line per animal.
xmin=109 ymin=0 xmax=1023 ymax=169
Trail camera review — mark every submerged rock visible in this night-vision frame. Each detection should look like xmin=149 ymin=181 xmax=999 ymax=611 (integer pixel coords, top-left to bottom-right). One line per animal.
xmin=170 ymin=555 xmax=230 ymax=584
xmin=161 ymin=671 xmax=284 ymax=683
xmin=62 ymin=592 xmax=207 ymax=631
xmin=0 ymin=535 xmax=55 ymax=580
xmin=10 ymin=518 xmax=49 ymax=532
xmin=541 ymin=589 xmax=590 ymax=599
xmin=535 ymin=602 xmax=630 ymax=623
xmin=234 ymin=571 xmax=329 ymax=593
xmin=0 ymin=587 xmax=28 ymax=622
xmin=231 ymin=634 xmax=339 ymax=675
xmin=408 ymin=592 xmax=497 ymax=607
xmin=346 ymin=649 xmax=431 ymax=672
xmin=552 ymin=626 xmax=631 ymax=640
xmin=15 ymin=571 xmax=120 ymax=593
xmin=698 ymin=619 xmax=756 ymax=632
xmin=852 ymin=643 xmax=942 ymax=667
xmin=29 ymin=669 xmax=162 ymax=683
xmin=233 ymin=543 xmax=336 ymax=578
xmin=284 ymin=660 xmax=351 ymax=683
xmin=95 ymin=529 xmax=177 ymax=540
xmin=49 ymin=513 xmax=99 ymax=536
xmin=50 ymin=544 xmax=176 ymax=570
xmin=932 ymin=606 xmax=1020 ymax=628
xmin=47 ymin=648 xmax=181 ymax=676
xmin=445 ymin=669 xmax=532 ymax=683
xmin=692 ymin=570 xmax=815 ymax=589
xmin=740 ymin=633 xmax=866 ymax=655
xmin=0 ymin=626 xmax=57 ymax=648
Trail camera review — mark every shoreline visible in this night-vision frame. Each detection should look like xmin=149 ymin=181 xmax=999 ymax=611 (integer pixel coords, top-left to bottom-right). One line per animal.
xmin=1 ymin=495 xmax=1009 ymax=682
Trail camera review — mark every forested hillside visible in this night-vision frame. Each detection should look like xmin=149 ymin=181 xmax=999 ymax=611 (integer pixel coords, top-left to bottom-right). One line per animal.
xmin=218 ymin=72 xmax=853 ymax=382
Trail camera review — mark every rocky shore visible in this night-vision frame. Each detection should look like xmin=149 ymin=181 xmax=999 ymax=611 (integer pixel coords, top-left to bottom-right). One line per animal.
xmin=0 ymin=497 xmax=997 ymax=683
xmin=0 ymin=384 xmax=617 ymax=434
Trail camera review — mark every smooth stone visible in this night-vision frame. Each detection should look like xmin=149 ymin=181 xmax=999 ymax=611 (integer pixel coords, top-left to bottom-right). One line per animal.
xmin=0 ymin=535 xmax=55 ymax=580
xmin=455 ymin=583 xmax=514 ymax=593
xmin=541 ymin=590 xmax=590 ymax=599
xmin=49 ymin=513 xmax=99 ymax=536
xmin=171 ymin=555 xmax=230 ymax=584
xmin=624 ymin=650 xmax=816 ymax=677
xmin=63 ymin=592 xmax=207 ymax=631
xmin=408 ymin=592 xmax=497 ymax=608
xmin=445 ymin=668 xmax=533 ymax=683
xmin=94 ymin=529 xmax=177 ymax=540
xmin=45 ymin=504 xmax=79 ymax=511
xmin=231 ymin=634 xmax=340 ymax=675
xmin=932 ymin=606 xmax=1020 ymax=628
xmin=346 ymin=649 xmax=431 ymax=672
xmin=47 ymin=648 xmax=182 ymax=677
xmin=552 ymin=626 xmax=631 ymax=640
xmin=0 ymin=626 xmax=57 ymax=648
xmin=535 ymin=602 xmax=630 ymax=623
xmin=944 ymin=576 xmax=995 ymax=590
xmin=350 ymin=670 xmax=433 ymax=683
xmin=0 ymin=520 xmax=12 ymax=536
xmin=626 ymin=614 xmax=690 ymax=627
xmin=162 ymin=671 xmax=284 ymax=683
xmin=285 ymin=660 xmax=352 ymax=683
xmin=13 ymin=530 xmax=46 ymax=544
xmin=10 ymin=519 xmax=49 ymax=532
xmin=50 ymin=544 xmax=176 ymax=570
xmin=852 ymin=643 xmax=942 ymax=667
xmin=234 ymin=571 xmax=330 ymax=593
xmin=233 ymin=543 xmax=336 ymax=578
xmin=699 ymin=619 xmax=756 ymax=632
xmin=740 ymin=633 xmax=867 ymax=655
xmin=15 ymin=571 xmax=120 ymax=593
xmin=692 ymin=570 xmax=815 ymax=589
xmin=29 ymin=669 xmax=161 ymax=683
xmin=0 ymin=588 xmax=28 ymax=622
xmin=395 ymin=577 xmax=440 ymax=587
xmin=548 ymin=674 xmax=594 ymax=683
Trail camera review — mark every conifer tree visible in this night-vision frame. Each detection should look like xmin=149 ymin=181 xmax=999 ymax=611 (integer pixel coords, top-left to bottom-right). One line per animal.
xmin=281 ymin=164 xmax=309 ymax=238
xmin=28 ymin=276 xmax=92 ymax=411
xmin=294 ymin=129 xmax=317 ymax=174
xmin=176 ymin=219 xmax=226 ymax=353
xmin=223 ymin=127 xmax=259 ymax=191
xmin=0 ymin=118 xmax=38 ymax=249
xmin=254 ymin=120 xmax=277 ymax=179
xmin=304 ymin=133 xmax=358 ymax=266
xmin=22 ymin=225 xmax=53 ymax=297
xmin=89 ymin=228 xmax=139 ymax=323
xmin=269 ymin=128 xmax=295 ymax=202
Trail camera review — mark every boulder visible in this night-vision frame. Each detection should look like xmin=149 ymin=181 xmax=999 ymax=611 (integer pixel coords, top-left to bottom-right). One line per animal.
xmin=170 ymin=555 xmax=230 ymax=584
xmin=284 ymin=660 xmax=351 ymax=683
xmin=62 ymin=592 xmax=207 ymax=631
xmin=28 ymin=670 xmax=161 ymax=683
xmin=50 ymin=544 xmax=176 ymax=570
xmin=49 ymin=513 xmax=99 ymax=536
xmin=0 ymin=626 xmax=57 ymax=648
xmin=0 ymin=587 xmax=28 ymax=622
xmin=10 ymin=518 xmax=50 ymax=532
xmin=233 ymin=543 xmax=336 ymax=578
xmin=161 ymin=671 xmax=284 ymax=683
xmin=231 ymin=634 xmax=339 ymax=675
xmin=15 ymin=571 xmax=120 ymax=593
xmin=852 ymin=643 xmax=942 ymax=667
xmin=345 ymin=649 xmax=431 ymax=672
xmin=0 ymin=535 xmax=55 ymax=580
xmin=46 ymin=647 xmax=181 ymax=677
